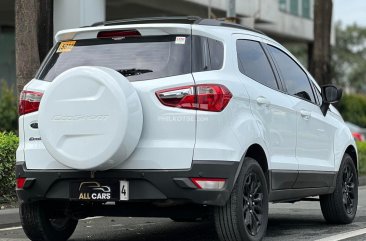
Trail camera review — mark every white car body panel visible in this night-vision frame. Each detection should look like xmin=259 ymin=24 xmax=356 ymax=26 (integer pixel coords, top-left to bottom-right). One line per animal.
xmin=21 ymin=74 xmax=197 ymax=170
xmin=18 ymin=22 xmax=357 ymax=176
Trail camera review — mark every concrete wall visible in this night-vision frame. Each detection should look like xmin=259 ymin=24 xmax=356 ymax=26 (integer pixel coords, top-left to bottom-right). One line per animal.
xmin=54 ymin=0 xmax=106 ymax=37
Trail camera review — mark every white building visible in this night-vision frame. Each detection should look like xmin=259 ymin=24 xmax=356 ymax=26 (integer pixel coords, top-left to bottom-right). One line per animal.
xmin=0 ymin=0 xmax=319 ymax=87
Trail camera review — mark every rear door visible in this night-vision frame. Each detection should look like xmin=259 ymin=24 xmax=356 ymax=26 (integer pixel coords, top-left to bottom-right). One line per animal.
xmin=267 ymin=45 xmax=337 ymax=188
xmin=235 ymin=35 xmax=299 ymax=190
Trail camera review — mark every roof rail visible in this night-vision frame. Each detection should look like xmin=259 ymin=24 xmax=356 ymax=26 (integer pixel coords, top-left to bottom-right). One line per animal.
xmin=91 ymin=16 xmax=202 ymax=27
xmin=90 ymin=16 xmax=265 ymax=35
xmin=195 ymin=19 xmax=265 ymax=35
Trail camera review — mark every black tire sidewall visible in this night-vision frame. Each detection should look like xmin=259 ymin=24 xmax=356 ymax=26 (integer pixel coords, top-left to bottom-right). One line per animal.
xmin=335 ymin=155 xmax=358 ymax=221
xmin=236 ymin=158 xmax=269 ymax=241
xmin=20 ymin=201 xmax=78 ymax=241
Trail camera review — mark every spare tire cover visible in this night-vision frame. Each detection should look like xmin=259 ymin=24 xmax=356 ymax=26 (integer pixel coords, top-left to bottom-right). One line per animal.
xmin=38 ymin=66 xmax=143 ymax=170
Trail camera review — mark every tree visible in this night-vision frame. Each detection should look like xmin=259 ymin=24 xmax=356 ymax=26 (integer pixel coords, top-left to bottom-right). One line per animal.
xmin=332 ymin=23 xmax=366 ymax=93
xmin=15 ymin=0 xmax=53 ymax=96
xmin=310 ymin=0 xmax=333 ymax=86
xmin=15 ymin=0 xmax=40 ymax=96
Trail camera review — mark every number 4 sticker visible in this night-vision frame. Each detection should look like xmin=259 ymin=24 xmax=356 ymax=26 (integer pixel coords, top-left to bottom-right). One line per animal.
xmin=120 ymin=180 xmax=129 ymax=200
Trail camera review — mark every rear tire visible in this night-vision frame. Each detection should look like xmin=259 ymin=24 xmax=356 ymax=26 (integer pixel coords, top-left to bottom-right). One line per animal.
xmin=20 ymin=201 xmax=78 ymax=241
xmin=320 ymin=153 xmax=358 ymax=224
xmin=214 ymin=157 xmax=268 ymax=241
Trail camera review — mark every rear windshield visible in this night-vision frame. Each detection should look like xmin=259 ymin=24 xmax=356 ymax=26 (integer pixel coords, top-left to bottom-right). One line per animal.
xmin=37 ymin=35 xmax=191 ymax=82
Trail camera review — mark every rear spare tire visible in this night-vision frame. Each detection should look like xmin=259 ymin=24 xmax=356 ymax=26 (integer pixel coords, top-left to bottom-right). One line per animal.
xmin=38 ymin=66 xmax=143 ymax=170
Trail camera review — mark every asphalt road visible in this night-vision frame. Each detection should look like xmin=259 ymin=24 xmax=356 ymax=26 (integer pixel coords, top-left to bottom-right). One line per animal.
xmin=1 ymin=186 xmax=366 ymax=241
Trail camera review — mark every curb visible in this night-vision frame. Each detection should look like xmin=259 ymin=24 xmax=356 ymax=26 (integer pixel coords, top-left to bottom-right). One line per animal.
xmin=359 ymin=175 xmax=366 ymax=186
xmin=0 ymin=208 xmax=20 ymax=229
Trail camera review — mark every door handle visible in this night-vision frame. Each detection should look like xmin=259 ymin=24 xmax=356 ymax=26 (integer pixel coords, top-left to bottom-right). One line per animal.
xmin=300 ymin=110 xmax=311 ymax=120
xmin=256 ymin=97 xmax=270 ymax=107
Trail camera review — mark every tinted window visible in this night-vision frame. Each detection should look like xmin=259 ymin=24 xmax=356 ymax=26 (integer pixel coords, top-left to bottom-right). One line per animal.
xmin=192 ymin=36 xmax=209 ymax=72
xmin=37 ymin=35 xmax=191 ymax=82
xmin=237 ymin=40 xmax=278 ymax=90
xmin=207 ymin=38 xmax=224 ymax=70
xmin=268 ymin=45 xmax=315 ymax=103
xmin=192 ymin=36 xmax=224 ymax=72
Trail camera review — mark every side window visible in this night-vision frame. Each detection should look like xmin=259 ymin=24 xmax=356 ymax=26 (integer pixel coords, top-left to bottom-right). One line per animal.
xmin=192 ymin=36 xmax=209 ymax=72
xmin=207 ymin=38 xmax=224 ymax=70
xmin=268 ymin=45 xmax=316 ymax=103
xmin=237 ymin=40 xmax=278 ymax=90
xmin=192 ymin=36 xmax=224 ymax=72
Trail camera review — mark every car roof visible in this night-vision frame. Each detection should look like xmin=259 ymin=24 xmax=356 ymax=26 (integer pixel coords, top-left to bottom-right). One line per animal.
xmin=55 ymin=16 xmax=271 ymax=45
xmin=89 ymin=16 xmax=266 ymax=35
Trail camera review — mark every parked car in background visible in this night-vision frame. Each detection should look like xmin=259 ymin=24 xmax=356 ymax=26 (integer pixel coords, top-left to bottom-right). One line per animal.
xmin=346 ymin=122 xmax=366 ymax=141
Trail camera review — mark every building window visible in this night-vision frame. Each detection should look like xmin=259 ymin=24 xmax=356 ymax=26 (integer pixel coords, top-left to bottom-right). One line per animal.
xmin=290 ymin=0 xmax=299 ymax=15
xmin=302 ymin=0 xmax=311 ymax=18
xmin=279 ymin=0 xmax=287 ymax=11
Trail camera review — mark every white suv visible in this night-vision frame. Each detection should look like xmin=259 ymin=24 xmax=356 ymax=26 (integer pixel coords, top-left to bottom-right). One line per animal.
xmin=16 ymin=17 xmax=358 ymax=241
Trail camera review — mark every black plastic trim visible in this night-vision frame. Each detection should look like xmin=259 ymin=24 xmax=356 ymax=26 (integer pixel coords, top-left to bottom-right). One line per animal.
xmin=270 ymin=170 xmax=298 ymax=190
xmin=269 ymin=187 xmax=334 ymax=203
xmin=90 ymin=16 xmax=264 ymax=35
xmin=92 ymin=16 xmax=202 ymax=27
xmin=293 ymin=171 xmax=336 ymax=189
xmin=269 ymin=170 xmax=336 ymax=202
xmin=196 ymin=19 xmax=265 ymax=35
xmin=16 ymin=161 xmax=239 ymax=206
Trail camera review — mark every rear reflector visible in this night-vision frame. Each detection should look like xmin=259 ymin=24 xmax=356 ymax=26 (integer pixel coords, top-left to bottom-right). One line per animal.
xmin=19 ymin=90 xmax=43 ymax=115
xmin=191 ymin=178 xmax=226 ymax=190
xmin=97 ymin=30 xmax=141 ymax=39
xmin=156 ymin=84 xmax=232 ymax=112
xmin=16 ymin=178 xmax=26 ymax=189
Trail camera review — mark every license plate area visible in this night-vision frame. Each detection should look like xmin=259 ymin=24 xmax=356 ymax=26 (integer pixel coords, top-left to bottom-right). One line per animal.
xmin=70 ymin=180 xmax=120 ymax=201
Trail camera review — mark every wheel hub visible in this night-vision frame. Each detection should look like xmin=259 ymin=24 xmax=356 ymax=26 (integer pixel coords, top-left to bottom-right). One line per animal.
xmin=342 ymin=165 xmax=355 ymax=214
xmin=243 ymin=172 xmax=263 ymax=236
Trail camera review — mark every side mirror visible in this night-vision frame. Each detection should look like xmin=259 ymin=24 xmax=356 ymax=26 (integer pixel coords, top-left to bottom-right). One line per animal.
xmin=320 ymin=85 xmax=342 ymax=116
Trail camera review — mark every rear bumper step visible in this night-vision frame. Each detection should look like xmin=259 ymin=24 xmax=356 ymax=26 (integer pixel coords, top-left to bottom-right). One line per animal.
xmin=16 ymin=161 xmax=239 ymax=206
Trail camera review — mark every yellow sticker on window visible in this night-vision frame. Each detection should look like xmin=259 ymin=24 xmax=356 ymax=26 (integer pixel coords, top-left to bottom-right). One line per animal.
xmin=57 ymin=41 xmax=76 ymax=53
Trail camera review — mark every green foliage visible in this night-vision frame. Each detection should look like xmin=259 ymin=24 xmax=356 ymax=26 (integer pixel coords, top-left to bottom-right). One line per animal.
xmin=356 ymin=141 xmax=366 ymax=175
xmin=0 ymin=132 xmax=18 ymax=202
xmin=337 ymin=94 xmax=366 ymax=127
xmin=0 ymin=81 xmax=18 ymax=132
xmin=283 ymin=43 xmax=308 ymax=68
xmin=332 ymin=23 xmax=366 ymax=93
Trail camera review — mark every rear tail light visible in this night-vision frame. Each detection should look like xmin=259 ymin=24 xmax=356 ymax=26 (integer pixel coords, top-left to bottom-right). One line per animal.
xmin=156 ymin=84 xmax=232 ymax=112
xmin=352 ymin=132 xmax=365 ymax=142
xmin=19 ymin=90 xmax=43 ymax=115
xmin=97 ymin=30 xmax=141 ymax=39
xmin=191 ymin=178 xmax=226 ymax=190
xmin=16 ymin=177 xmax=26 ymax=189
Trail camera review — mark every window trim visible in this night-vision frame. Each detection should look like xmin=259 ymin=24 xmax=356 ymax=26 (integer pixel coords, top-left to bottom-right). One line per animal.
xmin=261 ymin=43 xmax=287 ymax=93
xmin=35 ymin=43 xmax=59 ymax=80
xmin=310 ymin=81 xmax=323 ymax=106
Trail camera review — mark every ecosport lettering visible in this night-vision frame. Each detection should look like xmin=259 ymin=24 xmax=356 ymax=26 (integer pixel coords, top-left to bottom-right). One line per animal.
xmin=52 ymin=115 xmax=109 ymax=121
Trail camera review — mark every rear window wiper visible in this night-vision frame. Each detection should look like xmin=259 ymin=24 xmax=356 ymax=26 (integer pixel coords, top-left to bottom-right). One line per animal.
xmin=116 ymin=68 xmax=153 ymax=77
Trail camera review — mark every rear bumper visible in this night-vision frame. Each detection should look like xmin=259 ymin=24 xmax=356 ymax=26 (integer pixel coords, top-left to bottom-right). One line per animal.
xmin=16 ymin=161 xmax=239 ymax=206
